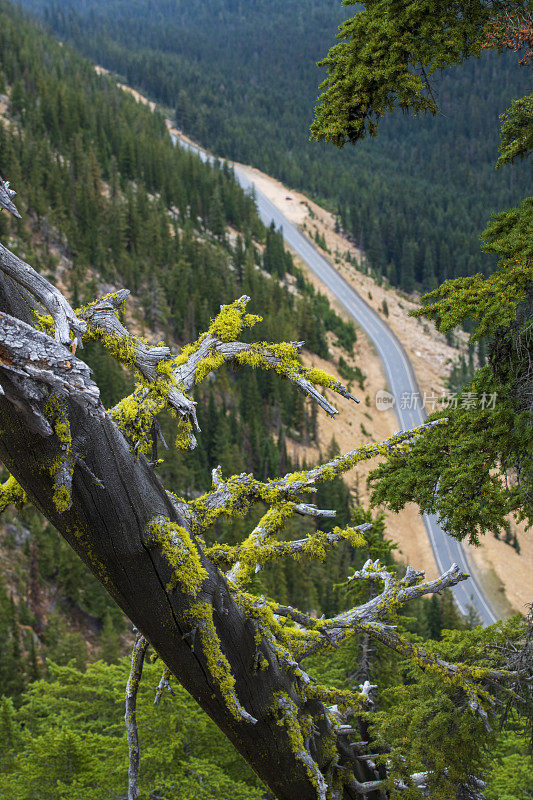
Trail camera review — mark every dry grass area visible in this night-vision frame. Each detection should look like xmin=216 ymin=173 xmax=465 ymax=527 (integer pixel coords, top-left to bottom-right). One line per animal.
xmin=465 ymin=521 xmax=533 ymax=617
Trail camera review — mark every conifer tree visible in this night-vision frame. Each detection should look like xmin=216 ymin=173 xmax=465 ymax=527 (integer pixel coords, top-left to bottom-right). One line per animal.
xmin=100 ymin=612 xmax=121 ymax=665
xmin=312 ymin=0 xmax=533 ymax=543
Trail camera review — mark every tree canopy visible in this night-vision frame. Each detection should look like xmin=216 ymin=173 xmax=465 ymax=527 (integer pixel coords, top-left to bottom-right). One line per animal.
xmin=311 ymin=0 xmax=532 ymax=146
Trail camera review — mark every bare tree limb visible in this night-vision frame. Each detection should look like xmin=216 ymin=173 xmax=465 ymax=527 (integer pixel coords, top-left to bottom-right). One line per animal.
xmin=0 ymin=176 xmax=21 ymax=218
xmin=0 ymin=310 xmax=101 ymax=434
xmin=125 ymin=634 xmax=149 ymax=800
xmin=219 ymin=522 xmax=372 ymax=584
xmin=0 ymin=242 xmax=86 ymax=347
xmin=154 ymin=667 xmax=175 ymax=706
xmin=191 ymin=423 xmax=443 ymax=531
xmin=86 ymin=294 xmax=359 ymax=452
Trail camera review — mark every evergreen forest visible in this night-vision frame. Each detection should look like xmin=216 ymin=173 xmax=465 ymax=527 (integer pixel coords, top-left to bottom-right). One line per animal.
xmin=18 ymin=0 xmax=533 ymax=292
xmin=0 ymin=2 xmax=531 ymax=799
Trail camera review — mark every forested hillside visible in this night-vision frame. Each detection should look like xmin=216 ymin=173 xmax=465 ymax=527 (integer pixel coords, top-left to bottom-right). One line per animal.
xmin=0 ymin=3 xmax=532 ymax=799
xmin=0 ymin=0 xmax=363 ymax=689
xmin=20 ymin=0 xmax=531 ymax=292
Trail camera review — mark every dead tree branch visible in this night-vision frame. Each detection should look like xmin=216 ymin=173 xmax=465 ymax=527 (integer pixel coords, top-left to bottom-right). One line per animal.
xmin=0 ymin=177 xmax=502 ymax=800
xmin=125 ymin=634 xmax=149 ymax=800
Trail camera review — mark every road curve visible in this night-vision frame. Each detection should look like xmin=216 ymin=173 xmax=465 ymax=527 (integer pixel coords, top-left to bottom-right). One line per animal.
xmin=171 ymin=131 xmax=498 ymax=626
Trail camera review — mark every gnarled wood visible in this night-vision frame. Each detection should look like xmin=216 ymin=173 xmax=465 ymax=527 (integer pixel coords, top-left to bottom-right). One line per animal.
xmin=0 ymin=185 xmax=493 ymax=800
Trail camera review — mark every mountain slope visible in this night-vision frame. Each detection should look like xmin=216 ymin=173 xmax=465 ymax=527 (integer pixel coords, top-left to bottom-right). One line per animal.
xmin=19 ymin=0 xmax=531 ymax=295
xmin=0 ymin=0 xmax=363 ymax=689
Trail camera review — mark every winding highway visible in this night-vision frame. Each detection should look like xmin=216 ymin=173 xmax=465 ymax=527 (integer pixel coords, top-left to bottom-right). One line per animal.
xmin=171 ymin=131 xmax=498 ymax=626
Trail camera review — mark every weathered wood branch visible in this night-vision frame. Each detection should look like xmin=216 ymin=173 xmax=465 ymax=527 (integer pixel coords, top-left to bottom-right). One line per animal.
xmin=224 ymin=522 xmax=372 ymax=584
xmin=86 ymin=293 xmax=359 ymax=451
xmin=154 ymin=667 xmax=174 ymax=706
xmin=0 ymin=309 xmax=100 ymax=434
xmin=0 ymin=180 xmax=496 ymax=800
xmin=0 ymin=242 xmax=86 ymax=346
xmin=190 ymin=424 xmax=442 ymax=531
xmin=294 ymin=562 xmax=469 ymax=658
xmin=0 ymin=176 xmax=21 ymax=218
xmin=125 ymin=634 xmax=149 ymax=800
xmin=79 ymin=291 xmax=199 ymax=429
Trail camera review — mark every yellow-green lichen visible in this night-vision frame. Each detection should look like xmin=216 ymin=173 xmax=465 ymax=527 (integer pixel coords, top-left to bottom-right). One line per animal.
xmin=273 ymin=693 xmax=306 ymax=749
xmin=146 ymin=516 xmax=207 ymax=595
xmin=232 ymin=588 xmax=318 ymax=664
xmin=204 ymin=542 xmax=238 ymax=569
xmin=170 ymin=335 xmax=207 ymax=370
xmin=232 ymin=504 xmax=296 ymax=586
xmin=45 ymin=395 xmax=74 ymax=514
xmin=306 ymin=683 xmax=364 ymax=715
xmin=52 ymin=484 xmax=72 ymax=515
xmin=111 ymin=382 xmax=166 ymax=456
xmin=287 ymin=525 xmax=366 ymax=564
xmin=0 ymin=475 xmax=28 ymax=513
xmin=78 ymin=291 xmax=126 ymax=314
xmin=256 ymin=653 xmax=269 ymax=670
xmin=185 ymin=602 xmax=243 ymax=720
xmin=175 ymin=419 xmax=194 ymax=450
xmin=209 ymin=522 xmax=366 ymax=577
xmin=54 ymin=421 xmax=71 ymax=444
xmin=195 ymin=350 xmax=226 ymax=383
xmin=78 ymin=294 xmax=138 ymax=367
xmin=208 ymin=298 xmax=262 ymax=342
xmin=231 ymin=342 xmax=342 ymax=402
xmin=191 ymin=474 xmax=263 ymax=531
xmin=272 ymin=693 xmax=323 ymax=794
xmin=33 ymin=310 xmax=55 ymax=336
xmin=302 ymin=367 xmax=338 ymax=389
xmin=84 ymin=325 xmax=138 ymax=368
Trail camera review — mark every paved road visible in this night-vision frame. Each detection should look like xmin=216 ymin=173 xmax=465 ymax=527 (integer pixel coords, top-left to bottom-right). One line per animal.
xmin=171 ymin=132 xmax=497 ymax=626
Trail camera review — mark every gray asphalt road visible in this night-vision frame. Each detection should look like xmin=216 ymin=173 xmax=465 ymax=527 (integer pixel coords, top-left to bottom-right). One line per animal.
xmin=172 ymin=132 xmax=497 ymax=626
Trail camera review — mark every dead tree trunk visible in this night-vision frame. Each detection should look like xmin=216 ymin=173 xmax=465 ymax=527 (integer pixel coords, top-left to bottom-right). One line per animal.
xmin=0 ymin=180 xmax=493 ymax=800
